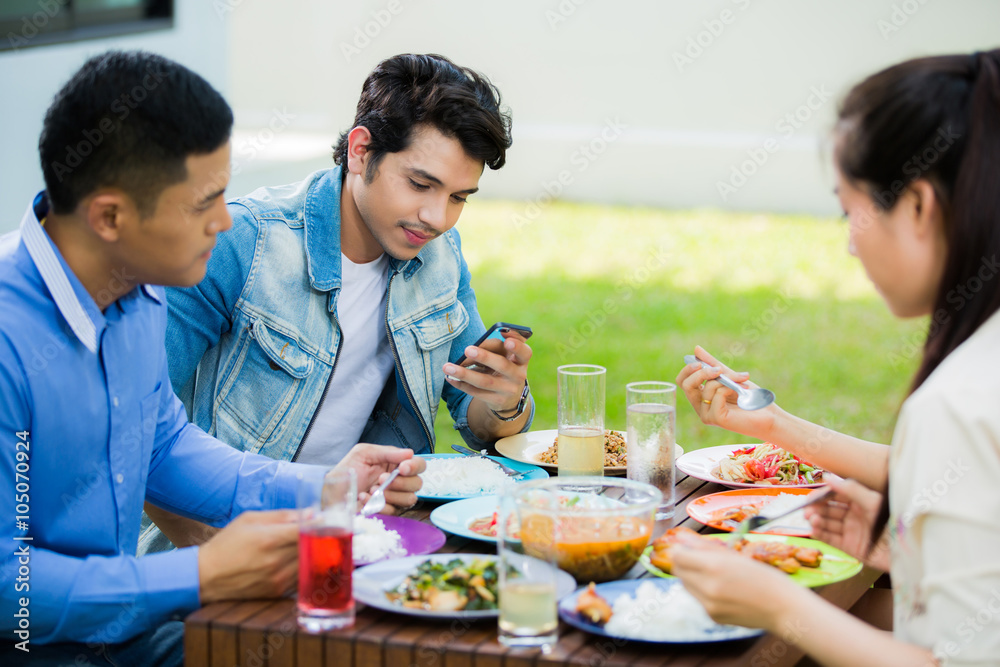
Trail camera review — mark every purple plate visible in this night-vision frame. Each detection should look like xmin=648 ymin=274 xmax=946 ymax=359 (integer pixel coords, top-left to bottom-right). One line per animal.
xmin=354 ymin=515 xmax=446 ymax=566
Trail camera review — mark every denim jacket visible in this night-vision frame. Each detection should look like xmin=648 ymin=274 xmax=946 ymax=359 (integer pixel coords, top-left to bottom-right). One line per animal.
xmin=160 ymin=167 xmax=532 ymax=462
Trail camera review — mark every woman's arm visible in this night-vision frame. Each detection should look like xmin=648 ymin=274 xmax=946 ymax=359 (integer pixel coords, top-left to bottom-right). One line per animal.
xmin=671 ymin=544 xmax=935 ymax=667
xmin=678 ymin=346 xmax=890 ymax=489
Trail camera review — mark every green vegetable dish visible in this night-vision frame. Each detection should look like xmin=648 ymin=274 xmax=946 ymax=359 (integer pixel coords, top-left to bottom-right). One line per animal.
xmin=385 ymin=558 xmax=499 ymax=612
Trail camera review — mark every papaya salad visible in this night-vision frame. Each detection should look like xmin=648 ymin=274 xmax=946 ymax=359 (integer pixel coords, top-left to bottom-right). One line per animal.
xmin=714 ymin=443 xmax=824 ymax=485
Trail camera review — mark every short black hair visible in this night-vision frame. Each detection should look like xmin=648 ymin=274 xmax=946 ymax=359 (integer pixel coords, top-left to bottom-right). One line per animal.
xmin=333 ymin=53 xmax=512 ymax=178
xmin=39 ymin=50 xmax=233 ymax=218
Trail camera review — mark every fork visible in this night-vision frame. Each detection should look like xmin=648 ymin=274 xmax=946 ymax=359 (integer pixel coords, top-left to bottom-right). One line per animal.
xmin=729 ymin=485 xmax=835 ymax=545
xmin=359 ymin=468 xmax=401 ymax=517
xmin=450 ymin=444 xmax=525 ymax=478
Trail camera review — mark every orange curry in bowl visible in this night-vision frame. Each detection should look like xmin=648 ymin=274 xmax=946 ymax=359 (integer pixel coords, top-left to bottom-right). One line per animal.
xmin=520 ymin=512 xmax=653 ymax=582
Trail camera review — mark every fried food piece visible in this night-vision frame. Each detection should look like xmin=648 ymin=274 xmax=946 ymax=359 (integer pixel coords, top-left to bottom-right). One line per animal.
xmin=735 ymin=540 xmax=824 ymax=573
xmin=576 ymin=582 xmax=613 ymax=625
xmin=649 ymin=527 xmax=822 ymax=575
xmin=648 ymin=526 xmax=701 ymax=574
xmin=793 ymin=547 xmax=822 ymax=568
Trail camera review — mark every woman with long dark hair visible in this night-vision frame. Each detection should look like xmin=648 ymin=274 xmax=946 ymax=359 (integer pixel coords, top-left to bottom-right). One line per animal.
xmin=673 ymin=48 xmax=1000 ymax=665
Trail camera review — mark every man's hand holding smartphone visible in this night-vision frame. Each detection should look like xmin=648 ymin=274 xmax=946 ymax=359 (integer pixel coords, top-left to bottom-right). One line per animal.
xmin=442 ymin=322 xmax=534 ymax=420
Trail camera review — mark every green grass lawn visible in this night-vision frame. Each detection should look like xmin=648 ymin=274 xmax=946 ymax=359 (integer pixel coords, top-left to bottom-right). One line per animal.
xmin=432 ymin=200 xmax=926 ymax=453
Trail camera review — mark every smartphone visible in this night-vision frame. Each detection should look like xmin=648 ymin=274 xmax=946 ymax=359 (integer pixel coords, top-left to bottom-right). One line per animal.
xmin=455 ymin=321 xmax=533 ymax=371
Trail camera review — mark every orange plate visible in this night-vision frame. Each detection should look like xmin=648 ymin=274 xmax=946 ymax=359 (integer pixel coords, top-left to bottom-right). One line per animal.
xmin=686 ymin=488 xmax=814 ymax=537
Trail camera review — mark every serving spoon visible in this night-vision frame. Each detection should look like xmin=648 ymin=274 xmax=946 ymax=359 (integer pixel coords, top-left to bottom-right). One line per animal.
xmin=684 ymin=355 xmax=776 ymax=411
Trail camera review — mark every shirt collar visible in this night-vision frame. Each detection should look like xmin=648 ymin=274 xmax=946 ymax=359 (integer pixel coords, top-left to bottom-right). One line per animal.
xmin=20 ymin=192 xmax=162 ymax=352
xmin=21 ymin=192 xmax=101 ymax=354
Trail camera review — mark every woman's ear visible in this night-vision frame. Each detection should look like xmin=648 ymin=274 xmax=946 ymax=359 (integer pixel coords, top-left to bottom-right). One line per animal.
xmin=905 ymin=179 xmax=945 ymax=241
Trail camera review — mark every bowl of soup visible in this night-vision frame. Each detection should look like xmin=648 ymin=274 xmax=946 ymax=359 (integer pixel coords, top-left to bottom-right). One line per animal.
xmin=513 ymin=477 xmax=660 ymax=582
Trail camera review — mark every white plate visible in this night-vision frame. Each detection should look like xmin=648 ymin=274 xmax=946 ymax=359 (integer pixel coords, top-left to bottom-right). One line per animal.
xmin=428 ymin=495 xmax=502 ymax=544
xmin=354 ymin=553 xmax=577 ymax=619
xmin=495 ymin=429 xmax=684 ymax=475
xmin=675 ymin=444 xmax=828 ymax=489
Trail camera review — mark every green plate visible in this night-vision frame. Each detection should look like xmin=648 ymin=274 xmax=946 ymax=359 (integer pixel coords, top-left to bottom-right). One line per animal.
xmin=639 ymin=534 xmax=863 ymax=588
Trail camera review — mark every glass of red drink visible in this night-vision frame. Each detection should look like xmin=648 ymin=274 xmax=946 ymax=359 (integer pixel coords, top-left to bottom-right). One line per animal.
xmin=296 ymin=469 xmax=357 ymax=632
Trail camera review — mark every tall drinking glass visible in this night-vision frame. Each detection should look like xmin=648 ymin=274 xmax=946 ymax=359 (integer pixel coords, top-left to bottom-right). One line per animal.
xmin=497 ymin=482 xmax=559 ymax=650
xmin=556 ymin=364 xmax=606 ymax=477
xmin=296 ymin=470 xmax=357 ymax=632
xmin=625 ymin=381 xmax=676 ymax=520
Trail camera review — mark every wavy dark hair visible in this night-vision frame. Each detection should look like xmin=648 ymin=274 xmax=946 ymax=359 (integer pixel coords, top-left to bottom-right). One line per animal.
xmin=39 ymin=50 xmax=233 ymax=218
xmin=332 ymin=53 xmax=512 ymax=179
xmin=835 ymin=48 xmax=1000 ymax=543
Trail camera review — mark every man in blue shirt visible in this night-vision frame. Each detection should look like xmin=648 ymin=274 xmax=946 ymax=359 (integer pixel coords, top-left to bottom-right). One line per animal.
xmin=0 ymin=51 xmax=424 ymax=665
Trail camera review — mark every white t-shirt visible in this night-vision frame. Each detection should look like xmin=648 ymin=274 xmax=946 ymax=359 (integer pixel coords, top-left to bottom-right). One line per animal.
xmin=296 ymin=253 xmax=395 ymax=466
xmin=889 ymin=309 xmax=1000 ymax=665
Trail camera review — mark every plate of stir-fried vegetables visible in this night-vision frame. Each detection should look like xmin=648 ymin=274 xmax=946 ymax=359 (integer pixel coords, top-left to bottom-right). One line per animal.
xmin=676 ymin=443 xmax=828 ymax=489
xmin=355 ymin=554 xmax=575 ymax=618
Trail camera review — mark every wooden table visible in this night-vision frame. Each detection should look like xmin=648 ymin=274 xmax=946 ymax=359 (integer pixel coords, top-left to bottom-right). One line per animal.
xmin=185 ymin=473 xmax=881 ymax=667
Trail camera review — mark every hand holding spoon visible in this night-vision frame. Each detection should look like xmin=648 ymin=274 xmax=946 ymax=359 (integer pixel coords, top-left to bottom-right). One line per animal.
xmin=684 ymin=354 xmax=775 ymax=411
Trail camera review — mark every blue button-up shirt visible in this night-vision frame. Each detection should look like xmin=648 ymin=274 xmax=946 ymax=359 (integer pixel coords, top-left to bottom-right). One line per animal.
xmin=0 ymin=194 xmax=325 ymax=645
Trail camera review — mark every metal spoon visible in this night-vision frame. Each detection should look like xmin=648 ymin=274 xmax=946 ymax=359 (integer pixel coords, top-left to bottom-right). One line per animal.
xmin=729 ymin=485 xmax=835 ymax=544
xmin=359 ymin=468 xmax=401 ymax=517
xmin=684 ymin=355 xmax=776 ymax=411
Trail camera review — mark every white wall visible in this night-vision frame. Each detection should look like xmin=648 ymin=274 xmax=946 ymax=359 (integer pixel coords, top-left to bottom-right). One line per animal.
xmin=224 ymin=0 xmax=1000 ymax=217
xmin=0 ymin=0 xmax=228 ymax=233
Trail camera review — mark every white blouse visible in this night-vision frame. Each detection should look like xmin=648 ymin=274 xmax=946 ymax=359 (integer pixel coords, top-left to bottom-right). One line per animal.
xmin=889 ymin=310 xmax=1000 ymax=665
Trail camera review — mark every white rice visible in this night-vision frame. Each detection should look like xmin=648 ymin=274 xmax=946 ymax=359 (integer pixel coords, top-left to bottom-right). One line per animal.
xmin=756 ymin=493 xmax=811 ymax=533
xmin=419 ymin=457 xmax=516 ymax=496
xmin=604 ymin=581 xmax=738 ymax=641
xmin=353 ymin=516 xmax=405 ymax=563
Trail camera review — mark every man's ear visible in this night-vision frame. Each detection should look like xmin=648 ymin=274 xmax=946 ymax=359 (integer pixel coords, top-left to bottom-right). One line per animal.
xmin=83 ymin=190 xmax=137 ymax=242
xmin=346 ymin=126 xmax=373 ymax=177
xmin=905 ymin=179 xmax=944 ymax=241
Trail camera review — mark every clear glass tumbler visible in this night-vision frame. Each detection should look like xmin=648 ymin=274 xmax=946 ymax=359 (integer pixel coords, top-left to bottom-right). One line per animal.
xmin=625 ymin=381 xmax=676 ymax=520
xmin=497 ymin=483 xmax=560 ymax=651
xmin=296 ymin=469 xmax=357 ymax=632
xmin=556 ymin=364 xmax=606 ymax=478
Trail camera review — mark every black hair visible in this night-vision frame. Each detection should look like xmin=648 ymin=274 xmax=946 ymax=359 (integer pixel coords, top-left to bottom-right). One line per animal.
xmin=332 ymin=53 xmax=512 ymax=179
xmin=39 ymin=50 xmax=233 ymax=218
xmin=836 ymin=48 xmax=1000 ymax=544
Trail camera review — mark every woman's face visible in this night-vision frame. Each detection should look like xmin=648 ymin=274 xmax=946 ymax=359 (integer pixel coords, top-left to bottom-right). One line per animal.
xmin=834 ymin=164 xmax=945 ymax=319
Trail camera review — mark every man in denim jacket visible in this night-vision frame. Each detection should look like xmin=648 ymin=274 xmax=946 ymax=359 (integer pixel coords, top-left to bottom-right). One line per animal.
xmin=140 ymin=54 xmax=535 ymax=551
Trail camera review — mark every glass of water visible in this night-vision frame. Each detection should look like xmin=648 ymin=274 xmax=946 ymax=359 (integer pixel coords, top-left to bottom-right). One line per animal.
xmin=625 ymin=381 xmax=676 ymax=520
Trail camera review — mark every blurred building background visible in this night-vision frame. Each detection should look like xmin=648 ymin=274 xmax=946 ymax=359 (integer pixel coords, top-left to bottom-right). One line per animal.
xmin=2 ymin=0 xmax=998 ymax=233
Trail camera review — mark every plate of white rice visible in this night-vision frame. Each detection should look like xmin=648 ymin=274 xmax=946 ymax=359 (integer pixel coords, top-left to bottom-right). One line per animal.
xmin=353 ymin=515 xmax=446 ymax=565
xmin=558 ymin=579 xmax=764 ymax=643
xmin=416 ymin=453 xmax=549 ymax=501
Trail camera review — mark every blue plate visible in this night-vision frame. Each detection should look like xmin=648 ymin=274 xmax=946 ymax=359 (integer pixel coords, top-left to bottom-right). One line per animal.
xmin=558 ymin=579 xmax=764 ymax=644
xmin=429 ymin=495 xmax=503 ymax=543
xmin=416 ymin=454 xmax=548 ymax=502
